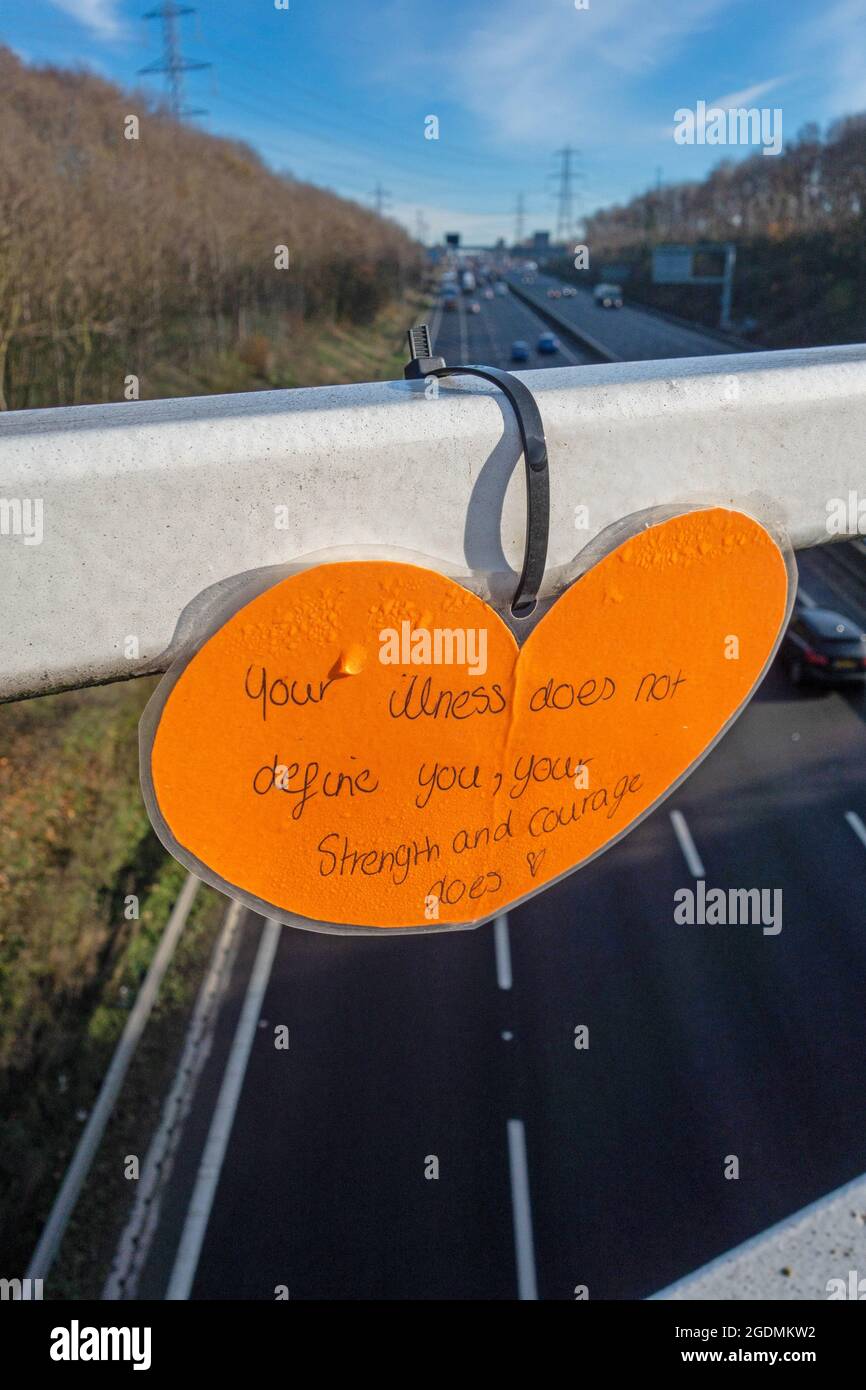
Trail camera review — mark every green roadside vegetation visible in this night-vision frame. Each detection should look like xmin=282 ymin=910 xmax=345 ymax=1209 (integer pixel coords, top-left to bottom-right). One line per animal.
xmin=548 ymin=116 xmax=866 ymax=348
xmin=0 ymin=287 xmax=428 ymax=1286
xmin=0 ymin=45 xmax=429 ymax=1281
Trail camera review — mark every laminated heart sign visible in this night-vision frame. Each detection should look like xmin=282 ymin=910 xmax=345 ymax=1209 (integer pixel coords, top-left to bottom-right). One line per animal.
xmin=140 ymin=507 xmax=790 ymax=933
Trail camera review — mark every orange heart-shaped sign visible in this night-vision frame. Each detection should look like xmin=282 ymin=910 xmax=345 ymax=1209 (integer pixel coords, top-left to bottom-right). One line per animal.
xmin=142 ymin=508 xmax=790 ymax=931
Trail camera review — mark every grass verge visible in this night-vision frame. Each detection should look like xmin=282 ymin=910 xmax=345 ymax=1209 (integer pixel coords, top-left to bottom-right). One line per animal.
xmin=0 ymin=288 xmax=430 ymax=1288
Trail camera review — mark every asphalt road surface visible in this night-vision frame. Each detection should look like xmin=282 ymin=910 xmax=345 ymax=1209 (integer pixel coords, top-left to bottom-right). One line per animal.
xmin=508 ymin=268 xmax=738 ymax=361
xmin=131 ymin=285 xmax=866 ymax=1301
xmin=430 ymin=285 xmax=594 ymax=370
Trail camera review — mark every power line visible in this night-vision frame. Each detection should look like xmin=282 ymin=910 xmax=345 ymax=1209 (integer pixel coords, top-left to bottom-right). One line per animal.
xmin=514 ymin=192 xmax=526 ymax=245
xmin=551 ymin=145 xmax=580 ymax=243
xmin=140 ymin=2 xmax=211 ymax=119
xmin=198 ymin=36 xmax=507 ymax=167
xmin=370 ymin=182 xmax=392 ymax=215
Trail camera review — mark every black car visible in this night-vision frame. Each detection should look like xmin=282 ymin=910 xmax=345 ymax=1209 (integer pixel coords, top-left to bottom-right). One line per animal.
xmin=781 ymin=606 xmax=866 ymax=685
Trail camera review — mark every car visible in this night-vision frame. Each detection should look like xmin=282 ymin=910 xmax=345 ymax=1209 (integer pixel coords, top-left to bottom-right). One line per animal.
xmin=494 ymin=281 xmax=509 ymax=296
xmin=547 ymin=288 xmax=562 ymax=299
xmin=781 ymin=606 xmax=866 ymax=685
xmin=522 ymin=274 xmax=536 ymax=285
xmin=510 ymin=339 xmax=530 ymax=362
xmin=469 ymin=301 xmax=481 ymax=314
xmin=537 ymin=332 xmax=559 ymax=354
xmin=483 ymin=287 xmax=495 ymax=300
xmin=593 ymin=282 xmax=623 ymax=308
xmin=562 ymin=285 xmax=577 ymax=297
xmin=442 ymin=295 xmax=458 ymax=312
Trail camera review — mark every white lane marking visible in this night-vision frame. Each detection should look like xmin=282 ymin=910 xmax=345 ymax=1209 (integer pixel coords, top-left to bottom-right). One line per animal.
xmin=507 ymin=1119 xmax=538 ymax=1300
xmin=103 ymin=899 xmax=246 ymax=1299
xmin=845 ymin=810 xmax=866 ymax=850
xmin=428 ymin=301 xmax=443 ymax=354
xmin=669 ymin=809 xmax=706 ymax=878
xmin=797 ymin=585 xmax=817 ymax=608
xmin=166 ymin=916 xmax=282 ymax=1300
xmin=27 ymin=873 xmax=201 ymax=1283
xmin=458 ymin=294 xmax=469 ymax=362
xmin=493 ymin=914 xmax=513 ymax=990
xmin=480 ymin=298 xmax=504 ymax=364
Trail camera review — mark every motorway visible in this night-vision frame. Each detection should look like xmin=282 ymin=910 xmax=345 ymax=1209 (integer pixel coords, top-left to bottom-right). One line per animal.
xmin=504 ymin=268 xmax=739 ymax=361
xmin=128 ymin=279 xmax=866 ymax=1301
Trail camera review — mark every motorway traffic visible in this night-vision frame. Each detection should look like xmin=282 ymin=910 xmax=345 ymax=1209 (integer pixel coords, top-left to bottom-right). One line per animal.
xmin=505 ymin=267 xmax=738 ymax=361
xmin=126 ymin=271 xmax=866 ymax=1301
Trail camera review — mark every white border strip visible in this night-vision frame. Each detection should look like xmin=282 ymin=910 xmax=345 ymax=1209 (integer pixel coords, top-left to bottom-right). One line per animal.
xmin=165 ymin=917 xmax=281 ymax=1300
xmin=103 ymin=899 xmax=245 ymax=1299
xmin=27 ymin=873 xmax=201 ymax=1283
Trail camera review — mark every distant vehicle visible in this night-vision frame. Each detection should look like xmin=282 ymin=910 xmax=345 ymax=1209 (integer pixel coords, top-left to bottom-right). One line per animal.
xmin=461 ymin=270 xmax=476 ymax=294
xmin=494 ymin=281 xmax=509 ymax=296
xmin=442 ymin=294 xmax=458 ymax=313
xmin=483 ymin=287 xmax=495 ymax=300
xmin=547 ymin=287 xmax=562 ymax=299
xmin=510 ymin=339 xmax=530 ymax=362
xmin=469 ymin=300 xmax=481 ymax=314
xmin=781 ymin=606 xmax=866 ymax=686
xmin=594 ymin=282 xmax=624 ymax=308
xmin=537 ymin=332 xmax=559 ymax=354
xmin=522 ymin=275 xmax=536 ymax=285
xmin=562 ymin=285 xmax=577 ymax=297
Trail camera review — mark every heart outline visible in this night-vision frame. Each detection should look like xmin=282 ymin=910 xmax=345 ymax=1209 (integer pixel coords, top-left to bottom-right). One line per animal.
xmin=140 ymin=506 xmax=795 ymax=936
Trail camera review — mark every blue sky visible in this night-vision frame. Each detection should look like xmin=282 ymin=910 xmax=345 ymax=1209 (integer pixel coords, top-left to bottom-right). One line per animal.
xmin=3 ymin=0 xmax=866 ymax=243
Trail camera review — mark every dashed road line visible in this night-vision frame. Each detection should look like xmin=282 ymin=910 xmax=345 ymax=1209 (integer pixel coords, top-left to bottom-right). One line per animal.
xmin=844 ymin=810 xmax=866 ymax=850
xmin=507 ymin=1119 xmax=538 ymax=1300
xmin=493 ymin=914 xmax=513 ymax=990
xmin=457 ymin=294 xmax=469 ymax=362
xmin=669 ymin=809 xmax=706 ymax=878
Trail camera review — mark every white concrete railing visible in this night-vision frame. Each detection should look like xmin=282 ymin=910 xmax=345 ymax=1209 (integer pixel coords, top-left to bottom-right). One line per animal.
xmin=1 ymin=342 xmax=865 ymax=701
xmin=651 ymin=1170 xmax=866 ymax=1301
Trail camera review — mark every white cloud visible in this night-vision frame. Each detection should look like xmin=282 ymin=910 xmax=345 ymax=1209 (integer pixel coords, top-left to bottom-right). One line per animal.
xmin=439 ymin=0 xmax=734 ymax=148
xmin=49 ymin=0 xmax=125 ymax=41
xmin=789 ymin=0 xmax=866 ymax=116
xmin=709 ymin=78 xmax=787 ymax=110
xmin=661 ymin=77 xmax=788 ymax=140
